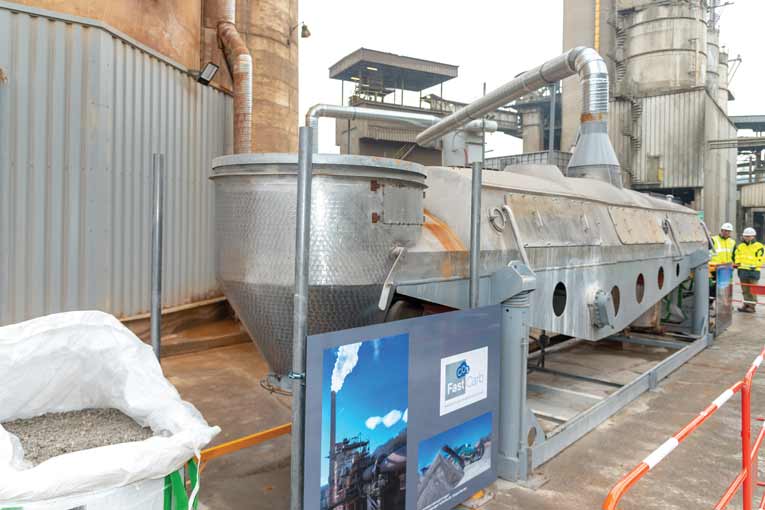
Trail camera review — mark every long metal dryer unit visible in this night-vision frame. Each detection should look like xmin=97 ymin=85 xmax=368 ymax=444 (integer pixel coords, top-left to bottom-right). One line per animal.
xmin=212 ymin=47 xmax=711 ymax=481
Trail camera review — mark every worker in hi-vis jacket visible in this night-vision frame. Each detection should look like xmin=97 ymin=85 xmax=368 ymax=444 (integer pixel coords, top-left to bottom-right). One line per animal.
xmin=709 ymin=223 xmax=736 ymax=300
xmin=733 ymin=227 xmax=765 ymax=313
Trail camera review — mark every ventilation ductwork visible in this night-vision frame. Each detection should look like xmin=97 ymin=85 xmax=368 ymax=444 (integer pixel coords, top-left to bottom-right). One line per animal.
xmin=216 ymin=0 xmax=252 ymax=154
xmin=305 ymin=104 xmax=497 ymax=154
xmin=415 ymin=47 xmax=622 ymax=187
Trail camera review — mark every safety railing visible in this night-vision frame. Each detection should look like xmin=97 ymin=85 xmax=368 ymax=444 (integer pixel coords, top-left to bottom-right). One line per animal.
xmin=734 ymin=281 xmax=765 ymax=309
xmin=602 ymin=347 xmax=765 ymax=510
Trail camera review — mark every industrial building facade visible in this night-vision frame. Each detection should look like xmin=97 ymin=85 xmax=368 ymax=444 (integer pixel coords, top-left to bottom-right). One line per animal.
xmin=562 ymin=0 xmax=737 ymax=230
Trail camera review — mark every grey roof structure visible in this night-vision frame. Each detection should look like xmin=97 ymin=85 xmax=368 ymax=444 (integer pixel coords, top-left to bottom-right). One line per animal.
xmin=329 ymin=48 xmax=458 ymax=91
xmin=730 ymin=115 xmax=765 ymax=132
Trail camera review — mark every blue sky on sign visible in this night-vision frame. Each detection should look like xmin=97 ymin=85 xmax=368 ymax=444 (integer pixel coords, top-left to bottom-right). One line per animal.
xmin=320 ymin=333 xmax=409 ymax=485
xmin=417 ymin=412 xmax=492 ymax=473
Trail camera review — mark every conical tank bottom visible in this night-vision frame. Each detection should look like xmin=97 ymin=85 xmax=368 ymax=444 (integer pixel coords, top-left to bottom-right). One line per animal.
xmin=212 ymin=153 xmax=427 ymax=379
xmin=222 ymin=280 xmax=385 ymax=377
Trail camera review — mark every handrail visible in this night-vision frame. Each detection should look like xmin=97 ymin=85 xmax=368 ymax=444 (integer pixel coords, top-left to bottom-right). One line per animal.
xmin=603 ymin=347 xmax=765 ymax=510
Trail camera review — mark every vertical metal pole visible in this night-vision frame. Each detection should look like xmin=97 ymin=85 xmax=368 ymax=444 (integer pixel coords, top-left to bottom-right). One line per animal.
xmin=347 ymin=120 xmax=352 ymax=155
xmin=291 ymin=126 xmax=313 ymax=510
xmin=692 ymin=263 xmax=710 ymax=339
xmin=150 ymin=153 xmax=164 ymax=360
xmin=469 ymin=162 xmax=482 ymax=308
xmin=742 ymin=378 xmax=753 ymax=510
xmin=548 ymin=83 xmax=557 ymax=158
xmin=498 ymin=291 xmax=532 ymax=480
xmin=481 ymin=82 xmax=487 ymax=168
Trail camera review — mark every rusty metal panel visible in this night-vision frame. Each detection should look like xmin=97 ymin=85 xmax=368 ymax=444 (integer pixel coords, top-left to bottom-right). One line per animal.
xmin=0 ymin=4 xmax=233 ymax=325
xmin=506 ymin=194 xmax=604 ymax=247
xmin=608 ymin=207 xmax=665 ymax=244
xmin=670 ymin=212 xmax=707 ymax=243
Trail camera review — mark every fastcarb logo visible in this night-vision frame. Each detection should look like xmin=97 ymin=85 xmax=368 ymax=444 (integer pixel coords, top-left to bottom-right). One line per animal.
xmin=445 ymin=360 xmax=469 ymax=400
xmin=440 ymin=347 xmax=489 ymax=416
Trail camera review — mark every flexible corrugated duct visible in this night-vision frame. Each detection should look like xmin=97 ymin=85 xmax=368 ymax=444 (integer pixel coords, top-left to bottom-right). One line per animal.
xmin=415 ymin=47 xmax=621 ymax=187
xmin=217 ymin=1 xmax=252 ymax=153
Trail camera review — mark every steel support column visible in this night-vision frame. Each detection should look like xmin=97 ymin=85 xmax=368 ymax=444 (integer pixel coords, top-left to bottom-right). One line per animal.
xmin=291 ymin=126 xmax=313 ymax=510
xmin=498 ymin=289 xmax=533 ymax=480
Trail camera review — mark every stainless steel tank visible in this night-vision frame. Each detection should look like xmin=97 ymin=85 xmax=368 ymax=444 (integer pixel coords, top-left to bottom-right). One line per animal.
xmin=212 ymin=154 xmax=426 ymax=378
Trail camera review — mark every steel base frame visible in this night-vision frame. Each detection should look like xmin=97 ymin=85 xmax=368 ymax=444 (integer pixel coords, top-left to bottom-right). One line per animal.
xmin=497 ymin=262 xmax=711 ymax=481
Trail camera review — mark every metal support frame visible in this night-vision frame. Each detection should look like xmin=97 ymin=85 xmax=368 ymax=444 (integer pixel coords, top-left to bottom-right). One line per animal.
xmin=493 ymin=263 xmax=537 ymax=481
xmin=493 ymin=261 xmax=713 ymax=481
xmin=150 ymin=153 xmax=164 ymax=360
xmin=291 ymin=126 xmax=313 ymax=510
xmin=527 ymin=330 xmax=711 ymax=470
xmin=548 ymin=83 xmax=557 ymax=157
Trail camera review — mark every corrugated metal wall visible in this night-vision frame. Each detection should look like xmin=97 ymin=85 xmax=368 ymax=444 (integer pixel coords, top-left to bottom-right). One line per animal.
xmin=629 ymin=89 xmax=706 ymax=188
xmin=702 ymin=95 xmax=737 ymax=230
xmin=0 ymin=4 xmax=233 ymax=325
xmin=740 ymin=183 xmax=765 ymax=208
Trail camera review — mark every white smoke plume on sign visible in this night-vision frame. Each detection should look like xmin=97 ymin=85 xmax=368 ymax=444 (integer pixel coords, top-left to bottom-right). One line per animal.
xmin=403 ymin=408 xmax=408 ymax=423
xmin=331 ymin=342 xmax=362 ymax=393
xmin=365 ymin=409 xmax=404 ymax=430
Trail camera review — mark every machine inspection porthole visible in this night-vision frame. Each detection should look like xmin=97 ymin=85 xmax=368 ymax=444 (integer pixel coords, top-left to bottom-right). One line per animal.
xmin=658 ymin=267 xmax=665 ymax=289
xmin=611 ymin=286 xmax=621 ymax=316
xmin=636 ymin=274 xmax=645 ymax=303
xmin=553 ymin=282 xmax=567 ymax=317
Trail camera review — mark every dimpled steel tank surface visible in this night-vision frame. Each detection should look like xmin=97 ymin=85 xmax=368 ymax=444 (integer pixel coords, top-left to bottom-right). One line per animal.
xmin=212 ymin=154 xmax=426 ymax=377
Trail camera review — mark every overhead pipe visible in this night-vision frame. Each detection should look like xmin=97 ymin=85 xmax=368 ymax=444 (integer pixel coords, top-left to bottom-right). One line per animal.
xmin=217 ymin=1 xmax=252 ymax=153
xmin=305 ymin=104 xmax=497 ymax=153
xmin=415 ymin=47 xmax=621 ymax=187
xmin=416 ymin=47 xmax=608 ymax=145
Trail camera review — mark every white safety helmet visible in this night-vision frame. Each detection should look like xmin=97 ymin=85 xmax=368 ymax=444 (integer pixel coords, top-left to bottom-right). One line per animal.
xmin=743 ymin=227 xmax=757 ymax=237
xmin=721 ymin=222 xmax=734 ymax=232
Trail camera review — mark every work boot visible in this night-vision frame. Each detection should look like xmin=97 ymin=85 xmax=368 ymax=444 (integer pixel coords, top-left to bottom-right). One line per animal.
xmin=739 ymin=305 xmax=752 ymax=313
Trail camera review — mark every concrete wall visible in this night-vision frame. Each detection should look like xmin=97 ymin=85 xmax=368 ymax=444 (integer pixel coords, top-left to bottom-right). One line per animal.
xmin=6 ymin=0 xmax=201 ymax=69
xmin=12 ymin=0 xmax=300 ymax=154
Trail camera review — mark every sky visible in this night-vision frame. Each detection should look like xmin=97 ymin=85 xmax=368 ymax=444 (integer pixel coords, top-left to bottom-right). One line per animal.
xmin=298 ymin=1 xmax=765 ymax=152
xmin=416 ymin=412 xmax=492 ymax=473
xmin=320 ymin=333 xmax=409 ymax=486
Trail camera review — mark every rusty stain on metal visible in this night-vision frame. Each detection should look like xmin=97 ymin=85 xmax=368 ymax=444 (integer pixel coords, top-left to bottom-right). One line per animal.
xmin=370 ymin=179 xmax=380 ymax=192
xmin=424 ymin=210 xmax=466 ymax=278
xmin=0 ymin=68 xmax=6 ymax=84
xmin=371 ymin=212 xmax=380 ymax=223
xmin=424 ymin=210 xmax=465 ymax=251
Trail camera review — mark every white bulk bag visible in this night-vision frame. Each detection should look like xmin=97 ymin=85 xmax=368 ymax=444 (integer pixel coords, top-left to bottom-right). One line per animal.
xmin=0 ymin=311 xmax=220 ymax=507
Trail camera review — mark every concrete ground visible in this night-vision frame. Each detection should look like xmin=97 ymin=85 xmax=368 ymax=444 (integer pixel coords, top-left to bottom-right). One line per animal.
xmin=162 ymin=308 xmax=765 ymax=510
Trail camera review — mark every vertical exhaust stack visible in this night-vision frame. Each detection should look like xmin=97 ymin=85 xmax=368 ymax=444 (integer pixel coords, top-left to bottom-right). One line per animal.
xmin=216 ymin=0 xmax=253 ymax=153
xmin=565 ymin=49 xmax=622 ymax=188
xmin=329 ymin=390 xmax=337 ymax=504
xmin=414 ymin=47 xmax=622 ymax=187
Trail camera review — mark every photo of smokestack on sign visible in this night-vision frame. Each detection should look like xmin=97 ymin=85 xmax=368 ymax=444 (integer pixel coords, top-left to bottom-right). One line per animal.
xmin=321 ymin=333 xmax=409 ymax=510
xmin=416 ymin=412 xmax=492 ymax=510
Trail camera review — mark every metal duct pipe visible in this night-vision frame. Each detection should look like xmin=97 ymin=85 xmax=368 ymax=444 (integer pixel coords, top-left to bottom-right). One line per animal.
xmin=416 ymin=47 xmax=609 ymax=146
xmin=217 ymin=1 xmax=252 ymax=153
xmin=305 ymin=104 xmax=497 ymax=152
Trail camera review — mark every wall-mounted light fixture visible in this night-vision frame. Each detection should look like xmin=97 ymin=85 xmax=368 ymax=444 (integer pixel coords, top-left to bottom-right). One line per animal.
xmin=197 ymin=62 xmax=219 ymax=85
xmin=288 ymin=22 xmax=311 ymax=46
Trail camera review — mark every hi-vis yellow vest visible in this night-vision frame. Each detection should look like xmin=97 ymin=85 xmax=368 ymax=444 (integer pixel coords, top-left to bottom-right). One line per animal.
xmin=734 ymin=241 xmax=765 ymax=271
xmin=710 ymin=235 xmax=736 ymax=267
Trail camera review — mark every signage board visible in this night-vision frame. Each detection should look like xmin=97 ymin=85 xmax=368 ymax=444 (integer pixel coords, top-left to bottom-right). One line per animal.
xmin=304 ymin=306 xmax=501 ymax=510
xmin=715 ymin=263 xmax=733 ymax=336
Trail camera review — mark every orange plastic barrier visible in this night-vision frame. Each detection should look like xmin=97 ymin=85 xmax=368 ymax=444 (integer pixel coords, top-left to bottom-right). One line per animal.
xmin=603 ymin=347 xmax=765 ymax=510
